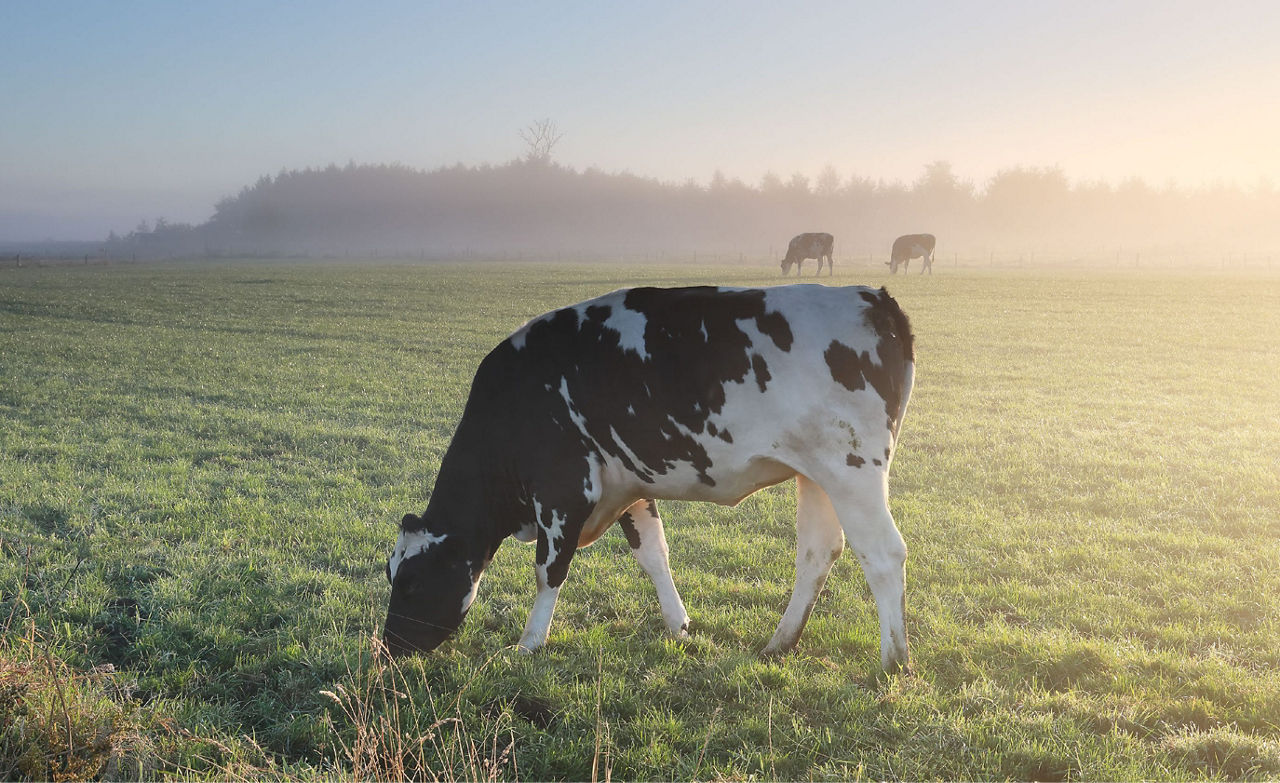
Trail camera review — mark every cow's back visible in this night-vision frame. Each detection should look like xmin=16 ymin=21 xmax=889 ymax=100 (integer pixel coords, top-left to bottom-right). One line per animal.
xmin=499 ymin=285 xmax=912 ymax=504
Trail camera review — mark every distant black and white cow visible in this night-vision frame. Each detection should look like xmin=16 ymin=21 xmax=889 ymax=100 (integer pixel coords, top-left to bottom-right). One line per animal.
xmin=780 ymin=233 xmax=835 ymax=276
xmin=384 ymin=284 xmax=916 ymax=672
xmin=889 ymin=234 xmax=935 ymax=275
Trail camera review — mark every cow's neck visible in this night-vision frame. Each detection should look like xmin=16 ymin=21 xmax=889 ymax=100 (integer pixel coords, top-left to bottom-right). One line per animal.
xmin=420 ymin=419 xmax=521 ymax=564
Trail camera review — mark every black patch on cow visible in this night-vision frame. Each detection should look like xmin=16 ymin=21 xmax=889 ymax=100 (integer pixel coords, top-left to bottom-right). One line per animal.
xmin=718 ymin=429 xmax=733 ymax=443
xmin=858 ymin=288 xmax=914 ymax=362
xmin=846 ymin=453 xmax=865 ymax=467
xmin=754 ymin=310 xmax=794 ymax=352
xmin=493 ymin=286 xmax=789 ymax=490
xmin=824 ymin=341 xmax=867 ymax=393
xmin=884 ymin=447 xmax=892 ymax=461
xmin=707 ymin=422 xmax=718 ymax=437
xmin=823 ymin=289 xmax=915 ymax=436
xmin=751 ymin=352 xmax=771 ymax=392
xmin=872 ymin=458 xmax=883 ymax=467
xmin=618 ymin=512 xmax=641 ymax=549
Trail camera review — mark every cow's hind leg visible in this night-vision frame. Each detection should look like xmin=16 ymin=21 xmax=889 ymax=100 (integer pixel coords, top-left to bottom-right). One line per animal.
xmin=618 ymin=499 xmax=690 ymax=636
xmin=814 ymin=468 xmax=909 ymax=673
xmin=763 ymin=475 xmax=845 ymax=655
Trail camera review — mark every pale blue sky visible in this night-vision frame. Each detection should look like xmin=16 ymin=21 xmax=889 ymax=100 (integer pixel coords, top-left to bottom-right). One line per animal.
xmin=3 ymin=0 xmax=1277 ymax=239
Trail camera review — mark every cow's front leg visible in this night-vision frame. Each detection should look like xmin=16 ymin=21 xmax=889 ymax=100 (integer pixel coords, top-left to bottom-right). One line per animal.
xmin=517 ymin=516 xmax=579 ymax=653
xmin=617 ymin=499 xmax=689 ymax=636
xmin=517 ymin=563 xmax=562 ymax=653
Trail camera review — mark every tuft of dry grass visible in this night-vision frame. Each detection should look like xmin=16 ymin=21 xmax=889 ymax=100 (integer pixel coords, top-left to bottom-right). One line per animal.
xmin=0 ymin=566 xmax=282 ymax=782
xmin=0 ymin=614 xmax=154 ymax=781
xmin=320 ymin=636 xmax=519 ymax=782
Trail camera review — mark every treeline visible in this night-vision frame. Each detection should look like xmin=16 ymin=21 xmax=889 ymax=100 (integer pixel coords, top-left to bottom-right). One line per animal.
xmin=105 ymin=159 xmax=1280 ymax=261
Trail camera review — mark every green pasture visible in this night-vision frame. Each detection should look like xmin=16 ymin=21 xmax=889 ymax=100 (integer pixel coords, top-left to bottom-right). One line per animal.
xmin=2 ymin=260 xmax=1279 ymax=780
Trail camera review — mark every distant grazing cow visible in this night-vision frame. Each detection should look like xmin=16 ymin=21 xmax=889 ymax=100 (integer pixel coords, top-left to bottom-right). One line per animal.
xmin=889 ymin=234 xmax=935 ymax=274
xmin=780 ymin=233 xmax=835 ymax=276
xmin=384 ymin=284 xmax=916 ymax=672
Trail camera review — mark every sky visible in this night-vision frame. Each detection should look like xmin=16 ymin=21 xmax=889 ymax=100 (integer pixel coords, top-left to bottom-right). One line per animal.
xmin=2 ymin=0 xmax=1278 ymax=241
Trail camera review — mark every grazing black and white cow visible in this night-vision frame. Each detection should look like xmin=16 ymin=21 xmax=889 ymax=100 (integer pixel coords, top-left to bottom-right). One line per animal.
xmin=780 ymin=233 xmax=835 ymax=276
xmin=384 ymin=284 xmax=915 ymax=672
xmin=889 ymin=234 xmax=935 ymax=275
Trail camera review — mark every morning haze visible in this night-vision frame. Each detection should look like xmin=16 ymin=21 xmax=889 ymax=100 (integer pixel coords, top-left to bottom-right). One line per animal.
xmin=2 ymin=1 xmax=1278 ymax=262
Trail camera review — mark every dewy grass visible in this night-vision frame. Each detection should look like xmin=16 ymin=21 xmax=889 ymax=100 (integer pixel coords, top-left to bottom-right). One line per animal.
xmin=2 ymin=260 xmax=1279 ymax=780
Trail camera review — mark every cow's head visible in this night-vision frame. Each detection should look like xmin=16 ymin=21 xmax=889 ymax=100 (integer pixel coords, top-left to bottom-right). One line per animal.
xmin=886 ymin=259 xmax=900 ymax=274
xmin=382 ymin=514 xmax=482 ymax=657
xmin=780 ymin=257 xmax=793 ymax=275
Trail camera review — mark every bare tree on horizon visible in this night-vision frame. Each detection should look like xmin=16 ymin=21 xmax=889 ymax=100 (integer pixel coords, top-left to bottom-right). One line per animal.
xmin=520 ymin=119 xmax=563 ymax=165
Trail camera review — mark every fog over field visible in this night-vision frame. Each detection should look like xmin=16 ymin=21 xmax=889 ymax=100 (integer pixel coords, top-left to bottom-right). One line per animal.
xmin=78 ymin=157 xmax=1280 ymax=263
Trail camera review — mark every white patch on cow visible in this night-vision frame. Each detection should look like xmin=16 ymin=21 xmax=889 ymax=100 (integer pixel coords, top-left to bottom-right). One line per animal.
xmin=558 ymin=377 xmax=598 ymax=449
xmin=582 ymin=456 xmax=598 ymax=496
xmin=699 ymin=320 xmax=708 ymax=341
xmin=608 ymin=425 xmax=653 ymax=480
xmin=530 ymin=495 xmax=570 ymax=567
xmin=603 ymin=303 xmax=650 ymax=359
xmin=546 ymin=506 xmax=567 ymax=550
xmin=460 ymin=565 xmax=483 ymax=614
xmin=389 ymin=528 xmax=448 ymax=581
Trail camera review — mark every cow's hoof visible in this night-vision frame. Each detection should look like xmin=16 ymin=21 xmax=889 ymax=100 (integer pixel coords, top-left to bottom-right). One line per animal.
xmin=881 ymin=658 xmax=912 ymax=678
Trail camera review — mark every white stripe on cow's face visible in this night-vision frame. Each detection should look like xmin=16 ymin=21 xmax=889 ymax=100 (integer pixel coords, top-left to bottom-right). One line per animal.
xmin=388 ymin=528 xmax=448 ymax=582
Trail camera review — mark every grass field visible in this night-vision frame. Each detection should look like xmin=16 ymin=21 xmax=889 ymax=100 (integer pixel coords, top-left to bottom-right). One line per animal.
xmin=2 ymin=260 xmax=1279 ymax=780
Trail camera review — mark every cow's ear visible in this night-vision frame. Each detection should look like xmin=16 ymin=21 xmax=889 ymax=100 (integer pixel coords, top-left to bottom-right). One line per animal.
xmin=401 ymin=513 xmax=419 ymax=529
